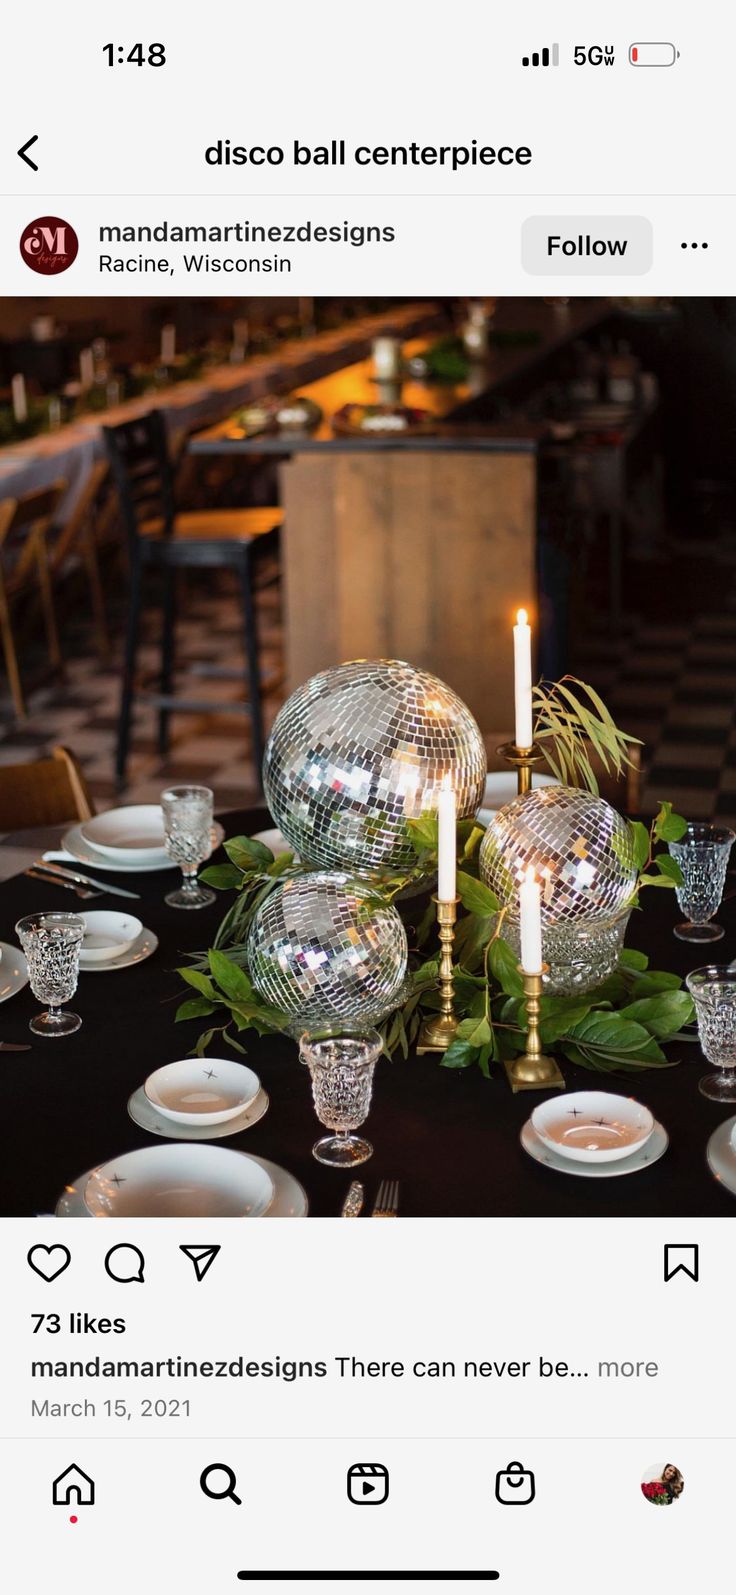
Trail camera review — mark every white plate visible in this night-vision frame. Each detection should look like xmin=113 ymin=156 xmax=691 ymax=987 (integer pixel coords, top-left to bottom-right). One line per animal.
xmin=252 ymin=827 xmax=293 ymax=858
xmin=59 ymin=820 xmax=225 ymax=875
xmin=56 ymin=1152 xmax=307 ymax=1217
xmin=144 ymin=1057 xmax=261 ymax=1126
xmin=531 ymin=1091 xmax=655 ymax=1164
xmin=128 ymin=1084 xmax=269 ymax=1140
xmin=521 ymin=1116 xmax=669 ymax=1178
xmin=81 ymin=805 xmax=167 ymax=863
xmin=706 ymin=1115 xmax=736 ymax=1198
xmin=79 ymin=927 xmax=158 ymax=972
xmin=478 ymin=769 xmax=555 ymax=823
xmin=83 ymin=1144 xmax=274 ymax=1218
xmin=80 ymin=910 xmax=143 ymax=963
xmin=0 ymin=941 xmax=28 ymax=1004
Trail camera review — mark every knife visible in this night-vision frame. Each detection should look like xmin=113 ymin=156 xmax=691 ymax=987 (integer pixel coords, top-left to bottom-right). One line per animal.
xmin=0 ymin=1042 xmax=32 ymax=1051
xmin=34 ymin=860 xmax=141 ymax=901
xmin=341 ymin=1180 xmax=365 ymax=1217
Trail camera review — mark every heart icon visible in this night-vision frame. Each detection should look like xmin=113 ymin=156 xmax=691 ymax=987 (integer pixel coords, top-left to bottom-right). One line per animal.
xmin=27 ymin=1244 xmax=71 ymax=1283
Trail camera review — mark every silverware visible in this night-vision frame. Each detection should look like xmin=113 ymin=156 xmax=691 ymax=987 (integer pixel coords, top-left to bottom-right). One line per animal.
xmin=341 ymin=1180 xmax=365 ymax=1217
xmin=25 ymin=868 xmax=100 ymax=901
xmin=371 ymin=1179 xmax=400 ymax=1217
xmin=36 ymin=860 xmax=141 ymax=901
xmin=0 ymin=1042 xmax=32 ymax=1051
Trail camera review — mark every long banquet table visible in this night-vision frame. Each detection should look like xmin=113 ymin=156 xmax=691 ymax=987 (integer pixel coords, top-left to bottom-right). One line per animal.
xmin=0 ymin=808 xmax=733 ymax=1219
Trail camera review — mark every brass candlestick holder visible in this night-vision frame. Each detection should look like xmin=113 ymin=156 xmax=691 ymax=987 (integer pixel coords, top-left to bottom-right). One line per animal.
xmin=504 ymin=966 xmax=566 ymax=1093
xmin=497 ymin=741 xmax=546 ymax=796
xmin=417 ymin=896 xmax=459 ymax=1053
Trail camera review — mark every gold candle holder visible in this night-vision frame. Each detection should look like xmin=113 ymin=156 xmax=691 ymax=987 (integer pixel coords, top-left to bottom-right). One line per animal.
xmin=417 ymin=896 xmax=459 ymax=1053
xmin=497 ymin=740 xmax=546 ymax=797
xmin=504 ymin=966 xmax=566 ymax=1093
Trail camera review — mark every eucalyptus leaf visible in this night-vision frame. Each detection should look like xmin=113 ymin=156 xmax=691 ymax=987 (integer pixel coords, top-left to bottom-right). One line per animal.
xmin=224 ymin=835 xmax=275 ymax=871
xmin=654 ymin=803 xmax=688 ymax=843
xmin=199 ymin=862 xmax=243 ymax=891
xmin=176 ymin=996 xmax=218 ymax=1022
xmin=208 ymin=947 xmax=254 ymax=1003
xmin=177 ymin=967 xmax=217 ymax=1000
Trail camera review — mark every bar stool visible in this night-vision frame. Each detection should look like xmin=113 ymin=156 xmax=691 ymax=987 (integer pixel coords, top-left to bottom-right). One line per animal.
xmin=104 ymin=410 xmax=282 ymax=787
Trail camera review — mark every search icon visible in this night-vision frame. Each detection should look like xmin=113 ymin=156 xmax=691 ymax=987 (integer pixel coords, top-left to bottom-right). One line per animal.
xmin=200 ymin=1463 xmax=242 ymax=1505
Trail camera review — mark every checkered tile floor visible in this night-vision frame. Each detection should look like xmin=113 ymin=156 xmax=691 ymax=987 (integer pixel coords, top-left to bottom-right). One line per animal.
xmin=0 ymin=578 xmax=283 ymax=812
xmin=4 ymin=536 xmax=736 ymax=825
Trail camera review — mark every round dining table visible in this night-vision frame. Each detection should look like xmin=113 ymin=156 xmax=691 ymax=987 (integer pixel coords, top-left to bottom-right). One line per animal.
xmin=0 ymin=807 xmax=734 ymax=1218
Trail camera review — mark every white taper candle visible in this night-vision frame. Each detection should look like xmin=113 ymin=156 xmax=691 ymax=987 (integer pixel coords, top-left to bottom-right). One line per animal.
xmin=519 ymin=866 xmax=543 ymax=975
xmin=513 ymin=607 xmax=534 ymax=751
xmin=436 ymin=777 xmax=457 ymax=903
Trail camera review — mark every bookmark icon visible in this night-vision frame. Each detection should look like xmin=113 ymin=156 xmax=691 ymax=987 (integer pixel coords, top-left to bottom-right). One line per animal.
xmin=180 ymin=1244 xmax=221 ymax=1282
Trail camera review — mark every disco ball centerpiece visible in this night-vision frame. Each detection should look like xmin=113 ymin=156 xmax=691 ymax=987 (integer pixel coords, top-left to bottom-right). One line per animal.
xmin=263 ymin=659 xmax=487 ymax=875
xmin=479 ymin=784 xmax=638 ymax=994
xmin=247 ymin=871 xmax=409 ymax=1027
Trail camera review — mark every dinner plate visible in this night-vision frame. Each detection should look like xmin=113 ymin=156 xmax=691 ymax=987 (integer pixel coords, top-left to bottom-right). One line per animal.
xmin=60 ymin=820 xmax=225 ymax=875
xmin=531 ymin=1091 xmax=655 ymax=1164
xmin=520 ymin=1116 xmax=668 ymax=1177
xmin=79 ymin=928 xmax=158 ymax=972
xmin=252 ymin=827 xmax=293 ymax=858
xmin=144 ymin=1057 xmax=261 ymax=1126
xmin=0 ymin=941 xmax=29 ymax=1004
xmin=83 ymin=1144 xmax=274 ymax=1218
xmin=80 ymin=805 xmax=168 ymax=863
xmin=478 ymin=770 xmax=555 ymax=823
xmin=706 ymin=1115 xmax=736 ymax=1198
xmin=56 ymin=1151 xmax=307 ymax=1217
xmin=127 ymin=1084 xmax=270 ymax=1140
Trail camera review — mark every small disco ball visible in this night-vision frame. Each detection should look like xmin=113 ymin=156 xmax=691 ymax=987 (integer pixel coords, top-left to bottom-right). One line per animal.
xmin=263 ymin=659 xmax=487 ymax=874
xmin=479 ymin=785 xmax=638 ymax=993
xmin=246 ymin=871 xmax=409 ymax=1026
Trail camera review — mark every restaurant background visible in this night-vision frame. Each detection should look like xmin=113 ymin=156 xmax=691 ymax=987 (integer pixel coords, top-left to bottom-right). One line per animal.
xmin=1 ymin=293 xmax=736 ymax=1219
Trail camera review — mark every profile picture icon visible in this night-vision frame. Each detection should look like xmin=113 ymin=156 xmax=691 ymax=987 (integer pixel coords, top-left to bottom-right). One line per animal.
xmin=641 ymin=1462 xmax=685 ymax=1505
xmin=20 ymin=216 xmax=79 ymax=276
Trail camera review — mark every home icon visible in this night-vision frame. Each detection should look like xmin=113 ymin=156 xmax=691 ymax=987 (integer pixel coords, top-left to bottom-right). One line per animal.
xmin=52 ymin=1464 xmax=95 ymax=1507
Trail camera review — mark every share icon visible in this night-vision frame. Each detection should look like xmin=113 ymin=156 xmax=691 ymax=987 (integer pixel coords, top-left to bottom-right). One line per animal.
xmin=179 ymin=1245 xmax=221 ymax=1283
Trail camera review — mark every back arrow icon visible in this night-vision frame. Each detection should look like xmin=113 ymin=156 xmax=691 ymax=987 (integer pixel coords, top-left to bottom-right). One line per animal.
xmin=18 ymin=135 xmax=39 ymax=172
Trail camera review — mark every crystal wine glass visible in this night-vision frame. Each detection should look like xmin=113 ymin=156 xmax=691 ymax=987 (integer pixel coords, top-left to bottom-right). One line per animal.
xmin=686 ymin=965 xmax=736 ymax=1101
xmin=299 ymin=1028 xmax=382 ymax=1167
xmin=16 ymin=911 xmax=85 ymax=1037
xmin=668 ymin=823 xmax=735 ymax=942
xmin=161 ymin=785 xmax=216 ymax=910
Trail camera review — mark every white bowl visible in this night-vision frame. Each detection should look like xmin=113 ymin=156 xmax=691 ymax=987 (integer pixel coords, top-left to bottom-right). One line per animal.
xmin=531 ymin=1091 xmax=655 ymax=1164
xmin=80 ymin=911 xmax=144 ymax=964
xmin=83 ymin=1144 xmax=274 ymax=1218
xmin=144 ymin=1057 xmax=260 ymax=1126
xmin=81 ymin=805 xmax=168 ymax=862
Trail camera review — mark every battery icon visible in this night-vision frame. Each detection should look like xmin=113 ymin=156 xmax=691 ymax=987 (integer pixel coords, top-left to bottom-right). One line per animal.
xmin=629 ymin=42 xmax=678 ymax=66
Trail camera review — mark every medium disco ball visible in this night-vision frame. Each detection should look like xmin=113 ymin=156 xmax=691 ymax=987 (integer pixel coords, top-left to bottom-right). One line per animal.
xmin=246 ymin=871 xmax=409 ymax=1025
xmin=479 ymin=785 xmax=638 ymax=993
xmin=263 ymin=659 xmax=487 ymax=874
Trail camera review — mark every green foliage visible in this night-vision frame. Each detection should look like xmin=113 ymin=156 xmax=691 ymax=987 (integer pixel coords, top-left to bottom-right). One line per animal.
xmin=532 ymin=676 xmax=640 ymax=795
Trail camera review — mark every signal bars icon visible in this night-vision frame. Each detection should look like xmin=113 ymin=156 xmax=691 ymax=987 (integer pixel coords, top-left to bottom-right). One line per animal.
xmin=522 ymin=44 xmax=559 ymax=67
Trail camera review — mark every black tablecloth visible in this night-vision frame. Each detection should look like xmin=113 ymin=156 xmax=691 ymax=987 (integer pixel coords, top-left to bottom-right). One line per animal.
xmin=1 ymin=807 xmax=734 ymax=1218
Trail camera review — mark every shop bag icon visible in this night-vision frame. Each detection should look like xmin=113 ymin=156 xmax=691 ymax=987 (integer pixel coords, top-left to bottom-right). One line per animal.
xmin=495 ymin=1461 xmax=535 ymax=1506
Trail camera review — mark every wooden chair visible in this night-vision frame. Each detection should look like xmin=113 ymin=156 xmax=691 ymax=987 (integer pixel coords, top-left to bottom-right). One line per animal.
xmin=0 ymin=745 xmax=94 ymax=833
xmin=0 ymin=481 xmax=66 ymax=718
xmin=49 ymin=460 xmax=112 ymax=657
xmin=104 ymin=410 xmax=282 ymax=786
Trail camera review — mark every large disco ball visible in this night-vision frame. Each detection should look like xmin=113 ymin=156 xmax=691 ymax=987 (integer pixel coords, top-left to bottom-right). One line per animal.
xmin=263 ymin=659 xmax=487 ymax=874
xmin=479 ymin=785 xmax=638 ymax=993
xmin=247 ymin=871 xmax=409 ymax=1025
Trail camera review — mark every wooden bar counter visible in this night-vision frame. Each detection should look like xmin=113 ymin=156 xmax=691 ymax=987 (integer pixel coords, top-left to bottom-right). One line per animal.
xmin=190 ymin=300 xmax=613 ymax=725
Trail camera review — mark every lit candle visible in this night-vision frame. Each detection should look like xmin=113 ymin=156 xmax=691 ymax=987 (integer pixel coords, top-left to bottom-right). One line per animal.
xmin=11 ymin=374 xmax=27 ymax=424
xmin=513 ymin=607 xmax=534 ymax=751
xmin=436 ymin=776 xmax=457 ymax=903
xmin=519 ymin=867 xmax=543 ymax=975
xmin=79 ymin=347 xmax=94 ymax=389
xmin=160 ymin=324 xmax=176 ymax=364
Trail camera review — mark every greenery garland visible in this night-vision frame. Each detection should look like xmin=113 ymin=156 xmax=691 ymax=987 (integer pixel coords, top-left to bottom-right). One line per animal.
xmin=175 ymin=678 xmax=696 ymax=1073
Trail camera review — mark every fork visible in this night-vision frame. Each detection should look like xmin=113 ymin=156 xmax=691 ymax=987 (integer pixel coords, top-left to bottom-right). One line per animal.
xmin=24 ymin=868 xmax=100 ymax=901
xmin=371 ymin=1179 xmax=400 ymax=1217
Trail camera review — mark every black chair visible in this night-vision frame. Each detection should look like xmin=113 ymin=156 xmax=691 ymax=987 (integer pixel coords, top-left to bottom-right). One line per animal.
xmin=103 ymin=410 xmax=282 ymax=786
